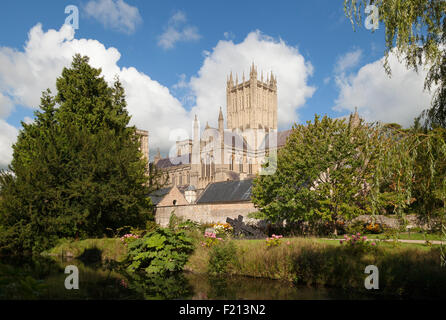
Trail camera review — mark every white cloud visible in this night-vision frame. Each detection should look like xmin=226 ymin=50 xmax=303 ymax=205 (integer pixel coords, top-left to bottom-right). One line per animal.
xmin=187 ymin=30 xmax=316 ymax=129
xmin=334 ymin=48 xmax=362 ymax=74
xmin=158 ymin=11 xmax=201 ymax=50
xmin=0 ymin=119 xmax=18 ymax=170
xmin=0 ymin=23 xmax=190 ymax=166
xmin=84 ymin=0 xmax=142 ymax=34
xmin=334 ymin=50 xmax=434 ymax=126
xmin=0 ymin=25 xmax=316 ymax=168
xmin=0 ymin=93 xmax=13 ymax=119
xmin=223 ymin=32 xmax=235 ymax=40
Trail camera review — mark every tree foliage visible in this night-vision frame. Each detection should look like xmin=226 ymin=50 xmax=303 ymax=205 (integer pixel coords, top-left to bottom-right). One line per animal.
xmin=252 ymin=115 xmax=416 ymax=232
xmin=344 ymin=0 xmax=445 ymax=88
xmin=0 ymin=54 xmax=159 ymax=254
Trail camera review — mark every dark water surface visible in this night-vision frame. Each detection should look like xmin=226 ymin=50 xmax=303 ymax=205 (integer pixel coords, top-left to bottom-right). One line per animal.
xmin=0 ymin=256 xmax=376 ymax=300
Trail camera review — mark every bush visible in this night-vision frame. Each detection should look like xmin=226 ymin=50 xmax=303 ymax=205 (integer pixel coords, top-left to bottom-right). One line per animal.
xmin=208 ymin=241 xmax=238 ymax=275
xmin=266 ymin=234 xmax=283 ymax=247
xmin=339 ymin=233 xmax=377 ymax=255
xmin=126 ymin=228 xmax=194 ymax=275
xmin=201 ymin=232 xmax=224 ymax=248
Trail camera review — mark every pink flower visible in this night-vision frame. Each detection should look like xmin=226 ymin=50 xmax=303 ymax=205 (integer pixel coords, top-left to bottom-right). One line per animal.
xmin=357 ymin=233 xmax=361 ymax=236
xmin=363 ymin=236 xmax=367 ymax=240
xmin=371 ymin=242 xmax=376 ymax=246
xmin=286 ymin=241 xmax=291 ymax=245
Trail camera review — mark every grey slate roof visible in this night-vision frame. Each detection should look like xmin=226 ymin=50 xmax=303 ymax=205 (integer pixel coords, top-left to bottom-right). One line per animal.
xmin=155 ymin=153 xmax=191 ymax=169
xmin=149 ymin=187 xmax=172 ymax=206
xmin=196 ymin=179 xmax=253 ymax=204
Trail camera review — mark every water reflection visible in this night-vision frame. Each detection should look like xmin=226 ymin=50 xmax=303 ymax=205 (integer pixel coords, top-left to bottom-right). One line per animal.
xmin=0 ymin=256 xmax=373 ymax=300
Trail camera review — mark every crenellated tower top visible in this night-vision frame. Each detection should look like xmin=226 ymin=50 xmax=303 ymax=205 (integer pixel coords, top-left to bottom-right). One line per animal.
xmin=226 ymin=63 xmax=278 ymax=131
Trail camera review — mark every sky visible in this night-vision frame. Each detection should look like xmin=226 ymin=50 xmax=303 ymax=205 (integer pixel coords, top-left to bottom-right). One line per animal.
xmin=0 ymin=0 xmax=435 ymax=169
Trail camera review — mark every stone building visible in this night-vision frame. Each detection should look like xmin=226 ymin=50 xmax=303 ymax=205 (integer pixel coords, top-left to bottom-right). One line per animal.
xmin=153 ymin=64 xmax=292 ymax=194
xmin=136 ymin=129 xmax=149 ymax=164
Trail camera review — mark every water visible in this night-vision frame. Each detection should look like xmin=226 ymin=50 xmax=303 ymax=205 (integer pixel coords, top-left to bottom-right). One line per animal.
xmin=0 ymin=256 xmax=374 ymax=300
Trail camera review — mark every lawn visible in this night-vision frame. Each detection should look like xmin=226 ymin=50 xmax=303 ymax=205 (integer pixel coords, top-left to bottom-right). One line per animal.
xmin=330 ymin=232 xmax=443 ymax=241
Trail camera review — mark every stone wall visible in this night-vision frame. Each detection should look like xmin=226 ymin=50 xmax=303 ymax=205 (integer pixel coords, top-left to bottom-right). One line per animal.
xmin=155 ymin=202 xmax=258 ymax=227
xmin=351 ymin=214 xmax=434 ymax=230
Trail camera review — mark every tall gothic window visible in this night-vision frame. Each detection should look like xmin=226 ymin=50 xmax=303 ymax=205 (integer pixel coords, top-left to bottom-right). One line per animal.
xmin=179 ymin=175 xmax=183 ymax=186
xmin=249 ymin=160 xmax=253 ymax=175
xmin=239 ymin=161 xmax=243 ymax=173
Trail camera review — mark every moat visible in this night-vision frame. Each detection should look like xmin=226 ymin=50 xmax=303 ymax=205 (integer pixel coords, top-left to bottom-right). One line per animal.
xmin=0 ymin=256 xmax=378 ymax=300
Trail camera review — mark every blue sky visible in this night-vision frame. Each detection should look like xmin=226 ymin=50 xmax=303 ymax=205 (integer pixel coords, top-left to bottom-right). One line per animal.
xmin=0 ymin=0 xmax=433 ymax=167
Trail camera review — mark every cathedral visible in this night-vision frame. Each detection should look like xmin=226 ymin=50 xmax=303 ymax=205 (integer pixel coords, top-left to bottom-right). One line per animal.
xmin=151 ymin=63 xmax=293 ymax=195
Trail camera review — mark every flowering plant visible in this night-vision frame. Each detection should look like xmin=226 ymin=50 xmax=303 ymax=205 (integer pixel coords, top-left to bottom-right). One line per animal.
xmin=266 ymin=234 xmax=283 ymax=247
xmin=365 ymin=223 xmax=382 ymax=234
xmin=200 ymin=232 xmax=224 ymax=248
xmin=340 ymin=233 xmax=376 ymax=253
xmin=120 ymin=233 xmax=140 ymax=246
xmin=213 ymin=223 xmax=233 ymax=237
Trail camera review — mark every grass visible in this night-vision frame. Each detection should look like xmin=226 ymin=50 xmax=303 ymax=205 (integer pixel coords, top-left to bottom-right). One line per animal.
xmin=186 ymin=236 xmax=446 ymax=298
xmin=331 ymin=232 xmax=444 ymax=241
xmin=41 ymin=238 xmax=127 ymax=262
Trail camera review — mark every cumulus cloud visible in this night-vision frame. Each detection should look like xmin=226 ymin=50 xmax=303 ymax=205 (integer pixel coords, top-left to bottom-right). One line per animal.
xmin=84 ymin=0 xmax=142 ymax=34
xmin=0 ymin=25 xmax=316 ymax=168
xmin=0 ymin=120 xmax=18 ymax=170
xmin=334 ymin=50 xmax=434 ymax=126
xmin=187 ymin=30 xmax=316 ymax=129
xmin=158 ymin=11 xmax=201 ymax=50
xmin=334 ymin=48 xmax=362 ymax=74
xmin=0 ymin=93 xmax=13 ymax=119
xmin=0 ymin=23 xmax=190 ymax=166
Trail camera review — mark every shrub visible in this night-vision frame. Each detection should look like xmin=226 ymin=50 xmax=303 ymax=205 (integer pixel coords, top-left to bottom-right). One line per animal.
xmin=208 ymin=241 xmax=238 ymax=275
xmin=345 ymin=220 xmax=365 ymax=235
xmin=340 ymin=233 xmax=377 ymax=254
xmin=212 ymin=223 xmax=233 ymax=238
xmin=120 ymin=234 xmax=140 ymax=246
xmin=201 ymin=232 xmax=224 ymax=248
xmin=126 ymin=228 xmax=194 ymax=275
xmin=365 ymin=222 xmax=383 ymax=234
xmin=178 ymin=220 xmax=201 ymax=231
xmin=168 ymin=212 xmax=183 ymax=230
xmin=266 ymin=234 xmax=283 ymax=248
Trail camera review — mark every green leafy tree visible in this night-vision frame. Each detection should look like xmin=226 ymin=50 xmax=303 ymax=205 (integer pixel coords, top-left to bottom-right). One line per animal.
xmin=0 ymin=54 xmax=158 ymax=254
xmin=252 ymin=115 xmax=412 ymax=234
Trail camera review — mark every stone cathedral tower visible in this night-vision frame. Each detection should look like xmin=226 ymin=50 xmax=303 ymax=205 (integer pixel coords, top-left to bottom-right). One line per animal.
xmin=226 ymin=63 xmax=278 ymax=131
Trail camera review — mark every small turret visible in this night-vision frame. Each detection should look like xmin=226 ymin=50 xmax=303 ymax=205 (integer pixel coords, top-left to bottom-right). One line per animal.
xmin=154 ymin=148 xmax=161 ymax=164
xmin=250 ymin=62 xmax=257 ymax=80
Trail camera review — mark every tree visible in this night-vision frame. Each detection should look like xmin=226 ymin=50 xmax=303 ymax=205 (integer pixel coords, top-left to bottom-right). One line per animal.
xmin=252 ymin=115 xmax=413 ymax=234
xmin=0 ymin=54 xmax=158 ymax=254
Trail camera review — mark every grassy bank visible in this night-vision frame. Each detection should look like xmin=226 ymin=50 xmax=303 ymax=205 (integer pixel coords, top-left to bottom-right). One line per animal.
xmin=41 ymin=238 xmax=127 ymax=262
xmin=41 ymin=234 xmax=446 ymax=298
xmin=185 ymin=237 xmax=446 ymax=298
